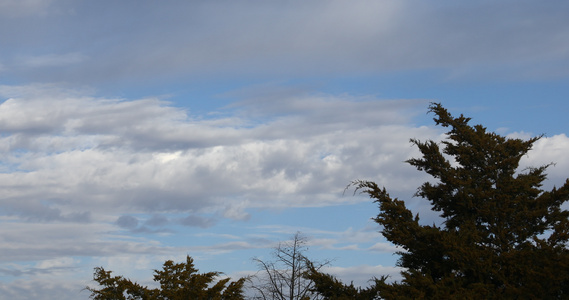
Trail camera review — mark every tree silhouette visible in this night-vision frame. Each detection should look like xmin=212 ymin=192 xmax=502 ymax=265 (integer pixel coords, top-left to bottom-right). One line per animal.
xmin=87 ymin=256 xmax=246 ymax=300
xmin=310 ymin=103 xmax=569 ymax=299
xmin=304 ymin=262 xmax=382 ymax=300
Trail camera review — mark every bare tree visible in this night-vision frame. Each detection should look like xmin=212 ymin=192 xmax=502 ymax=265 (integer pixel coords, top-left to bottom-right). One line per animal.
xmin=250 ymin=232 xmax=330 ymax=300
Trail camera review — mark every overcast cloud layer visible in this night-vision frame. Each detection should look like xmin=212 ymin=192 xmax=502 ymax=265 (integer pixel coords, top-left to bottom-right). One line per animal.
xmin=1 ymin=0 xmax=569 ymax=84
xmin=1 ymin=1 xmax=569 ymax=299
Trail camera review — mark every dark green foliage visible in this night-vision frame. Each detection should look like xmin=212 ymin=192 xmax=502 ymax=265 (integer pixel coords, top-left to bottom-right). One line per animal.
xmin=87 ymin=256 xmax=246 ymax=300
xmin=310 ymin=103 xmax=569 ymax=299
xmin=367 ymin=103 xmax=569 ymax=298
xmin=87 ymin=267 xmax=150 ymax=300
xmin=304 ymin=262 xmax=383 ymax=300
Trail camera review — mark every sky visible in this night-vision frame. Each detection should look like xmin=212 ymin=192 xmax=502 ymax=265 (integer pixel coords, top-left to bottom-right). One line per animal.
xmin=1 ymin=0 xmax=569 ymax=299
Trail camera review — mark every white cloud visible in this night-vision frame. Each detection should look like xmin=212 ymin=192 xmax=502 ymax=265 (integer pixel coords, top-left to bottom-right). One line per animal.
xmin=2 ymin=85 xmax=564 ymax=229
xmin=0 ymin=85 xmax=434 ymax=222
xmin=368 ymin=242 xmax=402 ymax=253
xmin=521 ymin=133 xmax=569 ymax=189
xmin=0 ymin=278 xmax=90 ymax=300
xmin=0 ymin=84 xmax=436 ymax=297
xmin=35 ymin=257 xmax=78 ymax=270
xmin=0 ymin=84 xmax=567 ymax=298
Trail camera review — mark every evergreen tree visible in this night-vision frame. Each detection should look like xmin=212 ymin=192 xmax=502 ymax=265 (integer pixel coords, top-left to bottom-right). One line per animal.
xmin=87 ymin=256 xmax=246 ymax=300
xmin=311 ymin=103 xmax=569 ymax=299
xmin=304 ymin=262 xmax=382 ymax=300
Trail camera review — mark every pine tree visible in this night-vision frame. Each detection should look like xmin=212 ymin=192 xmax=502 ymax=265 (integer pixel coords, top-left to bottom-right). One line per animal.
xmin=310 ymin=103 xmax=569 ymax=299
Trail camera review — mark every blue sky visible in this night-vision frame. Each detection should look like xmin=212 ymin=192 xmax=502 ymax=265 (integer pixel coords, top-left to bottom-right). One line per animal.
xmin=1 ymin=1 xmax=569 ymax=298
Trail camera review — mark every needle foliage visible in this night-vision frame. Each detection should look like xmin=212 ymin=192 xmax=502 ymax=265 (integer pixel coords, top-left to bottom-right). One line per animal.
xmin=87 ymin=256 xmax=246 ymax=300
xmin=310 ymin=103 xmax=569 ymax=299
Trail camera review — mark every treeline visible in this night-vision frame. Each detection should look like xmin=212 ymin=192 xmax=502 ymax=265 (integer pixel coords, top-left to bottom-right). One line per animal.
xmin=88 ymin=104 xmax=569 ymax=299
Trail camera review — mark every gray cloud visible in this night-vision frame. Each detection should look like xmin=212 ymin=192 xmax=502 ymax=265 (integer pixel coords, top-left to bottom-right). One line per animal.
xmin=178 ymin=214 xmax=216 ymax=228
xmin=0 ymin=278 xmax=88 ymax=300
xmin=19 ymin=52 xmax=88 ymax=68
xmin=115 ymin=214 xmax=176 ymax=234
xmin=0 ymin=221 xmax=170 ymax=263
xmin=144 ymin=214 xmax=169 ymax=227
xmin=116 ymin=215 xmax=138 ymax=229
xmin=0 ymin=264 xmax=77 ymax=277
xmin=1 ymin=1 xmax=568 ymax=85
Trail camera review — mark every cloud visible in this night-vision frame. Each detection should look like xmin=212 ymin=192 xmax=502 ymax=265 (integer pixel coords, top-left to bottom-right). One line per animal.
xmin=144 ymin=214 xmax=169 ymax=227
xmin=367 ymin=242 xmax=402 ymax=253
xmin=0 ymin=84 xmax=436 ymax=299
xmin=0 ymin=0 xmax=56 ymax=17
xmin=0 ymin=85 xmax=439 ymax=273
xmin=2 ymin=1 xmax=568 ymax=84
xmin=320 ymin=264 xmax=404 ymax=287
xmin=178 ymin=214 xmax=216 ymax=228
xmin=0 ymin=220 xmax=171 ymax=263
xmin=2 ymin=85 xmax=565 ymax=227
xmin=1 ymin=2 xmax=567 ymax=298
xmin=0 ymin=84 xmax=434 ymax=222
xmin=19 ymin=52 xmax=88 ymax=68
xmin=0 ymin=84 xmax=567 ymax=298
xmin=0 ymin=278 xmax=89 ymax=300
xmin=520 ymin=133 xmax=569 ymax=189
xmin=0 ymin=258 xmax=80 ymax=286
xmin=116 ymin=215 xmax=139 ymax=229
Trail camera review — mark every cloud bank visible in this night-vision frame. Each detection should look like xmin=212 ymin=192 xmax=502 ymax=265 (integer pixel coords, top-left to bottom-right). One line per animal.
xmin=2 ymin=1 xmax=569 ymax=85
xmin=0 ymin=84 xmax=432 ymax=225
xmin=1 ymin=83 xmax=567 ymax=298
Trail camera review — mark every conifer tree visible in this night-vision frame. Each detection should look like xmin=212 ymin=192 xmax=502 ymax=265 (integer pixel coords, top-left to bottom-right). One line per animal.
xmin=87 ymin=256 xmax=246 ymax=300
xmin=310 ymin=103 xmax=569 ymax=299
xmin=304 ymin=262 xmax=382 ymax=300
